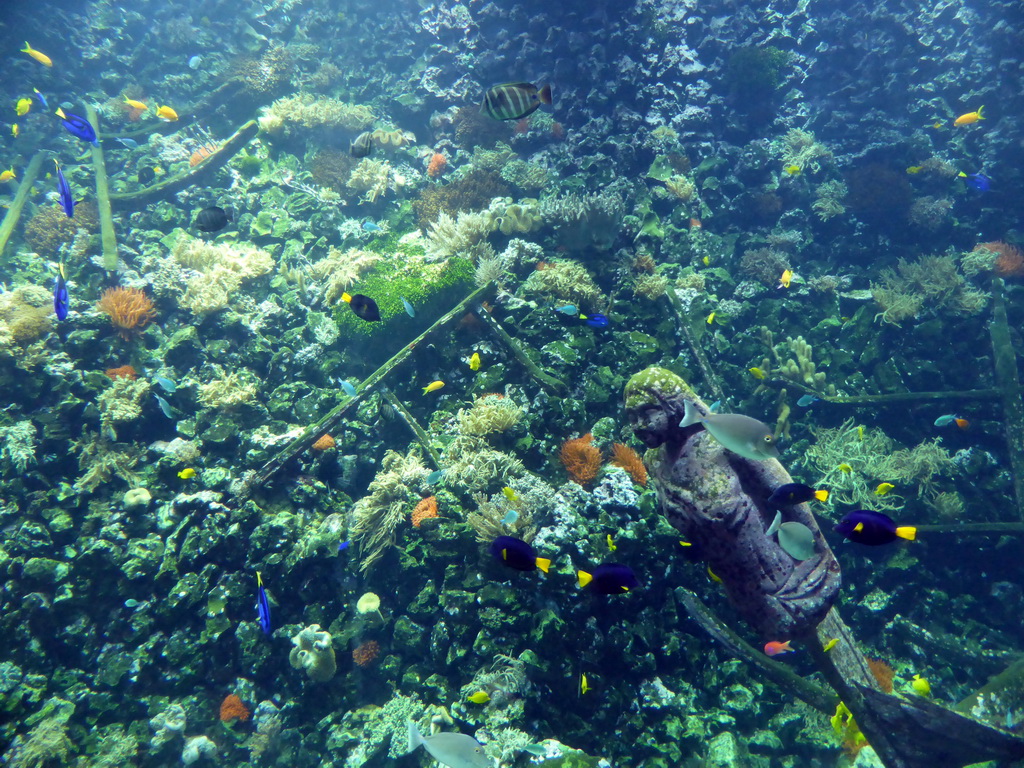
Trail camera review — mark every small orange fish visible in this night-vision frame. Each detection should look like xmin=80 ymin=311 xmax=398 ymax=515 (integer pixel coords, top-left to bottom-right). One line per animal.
xmin=156 ymin=105 xmax=179 ymax=122
xmin=764 ymin=640 xmax=794 ymax=657
xmin=954 ymin=107 xmax=984 ymax=126
xmin=955 ymin=417 xmax=970 ymax=430
xmin=689 ymin=218 xmax=702 ymax=229
xmin=123 ymin=96 xmax=148 ymax=112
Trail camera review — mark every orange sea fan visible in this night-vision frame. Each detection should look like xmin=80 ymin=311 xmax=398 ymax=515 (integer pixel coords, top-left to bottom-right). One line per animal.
xmin=866 ymin=658 xmax=895 ymax=694
xmin=610 ymin=443 xmax=648 ymax=487
xmin=219 ymin=693 xmax=250 ymax=722
xmin=977 ymin=241 xmax=1024 ymax=277
xmin=411 ymin=496 xmax=438 ymax=527
xmin=560 ymin=433 xmax=602 ymax=488
xmin=105 ymin=365 xmax=138 ymax=380
xmin=97 ymin=287 xmax=157 ymax=340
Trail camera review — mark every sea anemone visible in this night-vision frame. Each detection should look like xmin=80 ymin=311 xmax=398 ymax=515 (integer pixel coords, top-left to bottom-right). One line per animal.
xmin=96 ymin=287 xmax=157 ymax=340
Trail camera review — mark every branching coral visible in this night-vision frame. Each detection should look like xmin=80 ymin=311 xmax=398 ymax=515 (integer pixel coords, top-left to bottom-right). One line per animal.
xmin=813 ymin=180 xmax=848 ymax=221
xmin=523 ymin=259 xmax=605 ymax=310
xmin=171 ymin=233 xmax=274 ymax=315
xmin=347 ymin=159 xmax=395 ymax=203
xmin=0 ymin=421 xmax=37 ymax=474
xmin=198 ymin=370 xmax=258 ymax=410
xmin=307 ymin=247 xmax=383 ymax=304
xmin=775 ymin=129 xmax=832 ymax=174
xmin=97 ymin=287 xmax=157 ymax=339
xmin=871 ymin=254 xmax=988 ymax=325
xmin=540 ymin=192 xmax=624 ymax=251
xmin=350 ymin=450 xmax=428 ymax=572
xmin=98 ymin=377 xmax=151 ymax=437
xmin=456 ymin=395 xmax=525 ymax=437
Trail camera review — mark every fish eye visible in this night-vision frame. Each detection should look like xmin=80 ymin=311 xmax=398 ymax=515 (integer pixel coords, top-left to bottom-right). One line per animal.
xmin=764 ymin=435 xmax=774 ymax=443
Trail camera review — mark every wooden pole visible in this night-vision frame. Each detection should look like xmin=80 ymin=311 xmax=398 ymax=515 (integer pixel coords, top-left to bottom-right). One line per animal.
xmin=86 ymin=106 xmax=119 ymax=273
xmin=0 ymin=152 xmax=47 ymax=258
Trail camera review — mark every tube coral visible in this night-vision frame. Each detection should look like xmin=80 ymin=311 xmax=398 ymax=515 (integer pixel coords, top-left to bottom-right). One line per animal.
xmin=610 ymin=443 xmax=647 ymax=487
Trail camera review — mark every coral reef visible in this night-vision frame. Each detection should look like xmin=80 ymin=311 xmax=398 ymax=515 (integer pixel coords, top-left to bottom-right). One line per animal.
xmin=350 ymin=450 xmax=428 ymax=571
xmin=22 ymin=202 xmax=99 ymax=260
xmin=610 ymin=443 xmax=648 ymax=487
xmin=456 ymin=395 xmax=525 ymax=437
xmin=523 ymin=259 xmax=605 ymax=310
xmin=871 ymin=254 xmax=987 ymax=325
xmin=307 ymin=247 xmax=383 ymax=304
xmin=258 ymin=93 xmax=375 ymax=134
xmin=170 ymin=233 xmax=275 ymax=315
xmin=289 ymin=624 xmax=337 ymax=682
xmin=411 ymin=496 xmax=439 ymax=527
xmin=0 ymin=286 xmax=53 ymax=347
xmin=97 ymin=287 xmax=157 ymax=340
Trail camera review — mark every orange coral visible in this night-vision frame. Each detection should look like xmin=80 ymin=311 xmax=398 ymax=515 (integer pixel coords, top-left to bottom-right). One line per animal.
xmin=427 ymin=152 xmax=447 ymax=178
xmin=352 ymin=639 xmax=380 ymax=668
xmin=867 ymin=658 xmax=895 ymax=693
xmin=97 ymin=287 xmax=157 ymax=340
xmin=976 ymin=241 xmax=1024 ymax=277
xmin=610 ymin=443 xmax=648 ymax=487
xmin=560 ymin=433 xmax=602 ymax=488
xmin=412 ymin=496 xmax=438 ymax=527
xmin=312 ymin=434 xmax=336 ymax=451
xmin=105 ymin=365 xmax=138 ymax=380
xmin=219 ymin=693 xmax=250 ymax=722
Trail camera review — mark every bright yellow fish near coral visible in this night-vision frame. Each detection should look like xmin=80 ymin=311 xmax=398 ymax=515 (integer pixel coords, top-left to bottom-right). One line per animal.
xmin=15 ymin=98 xmax=31 ymax=116
xmin=156 ymin=105 xmax=179 ymax=121
xmin=466 ymin=691 xmax=490 ymax=704
xmin=778 ymin=269 xmax=793 ymax=289
xmin=748 ymin=367 xmax=767 ymax=380
xmin=422 ymin=380 xmax=444 ymax=395
xmin=468 ymin=352 xmax=481 ymax=371
xmin=123 ymin=96 xmax=148 ymax=112
xmin=954 ymin=106 xmax=984 ymax=126
xmin=0 ymin=168 xmax=15 ymax=183
xmin=178 ymin=468 xmax=196 ymax=479
xmin=21 ymin=42 xmax=52 ymax=67
xmin=783 ymin=164 xmax=801 ymax=175
xmin=874 ymin=482 xmax=895 ymax=496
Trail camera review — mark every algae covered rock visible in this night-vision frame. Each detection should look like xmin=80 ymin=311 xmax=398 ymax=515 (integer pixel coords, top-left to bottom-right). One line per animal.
xmin=289 ymin=624 xmax=337 ymax=682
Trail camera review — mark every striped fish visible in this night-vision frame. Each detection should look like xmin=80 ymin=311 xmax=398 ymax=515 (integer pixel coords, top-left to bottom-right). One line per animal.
xmin=481 ymin=82 xmax=552 ymax=121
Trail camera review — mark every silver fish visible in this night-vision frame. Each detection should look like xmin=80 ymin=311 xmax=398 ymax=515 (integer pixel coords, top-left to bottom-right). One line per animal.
xmin=350 ymin=132 xmax=373 ymax=158
xmin=777 ymin=521 xmax=816 ymax=560
xmin=407 ymin=721 xmax=491 ymax=768
xmin=680 ymin=400 xmax=778 ymax=460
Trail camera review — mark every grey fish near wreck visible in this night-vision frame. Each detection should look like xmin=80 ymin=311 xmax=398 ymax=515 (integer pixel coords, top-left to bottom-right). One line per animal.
xmin=407 ymin=720 xmax=491 ymax=768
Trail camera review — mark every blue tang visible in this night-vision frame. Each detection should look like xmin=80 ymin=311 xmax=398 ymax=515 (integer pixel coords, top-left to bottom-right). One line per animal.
xmin=55 ymin=107 xmax=98 ymax=146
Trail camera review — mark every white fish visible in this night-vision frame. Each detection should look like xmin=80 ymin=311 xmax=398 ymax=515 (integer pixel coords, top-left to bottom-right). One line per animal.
xmin=188 ymin=55 xmax=203 ymax=69
xmin=401 ymin=296 xmax=415 ymax=317
xmin=680 ymin=401 xmax=779 ymax=460
xmin=777 ymin=521 xmax=816 ymax=560
xmin=407 ymin=720 xmax=491 ymax=768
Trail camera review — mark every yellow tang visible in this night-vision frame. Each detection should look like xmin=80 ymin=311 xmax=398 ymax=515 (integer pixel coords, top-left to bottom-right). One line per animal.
xmin=911 ymin=674 xmax=931 ymax=696
xmin=906 ymin=165 xmax=924 ymax=174
xmin=469 ymin=352 xmax=481 ymax=371
xmin=857 ymin=426 xmax=864 ymax=440
xmin=874 ymin=482 xmax=895 ymax=496
xmin=702 ymin=255 xmax=710 ymax=266
xmin=15 ymin=98 xmax=31 ymax=116
xmin=123 ymin=96 xmax=148 ymax=111
xmin=706 ymin=311 xmax=716 ymax=325
xmin=707 ymin=565 xmax=722 ymax=583
xmin=0 ymin=168 xmax=15 ymax=183
xmin=467 ymin=691 xmax=490 ymax=704
xmin=778 ymin=269 xmax=793 ymax=288
xmin=783 ymin=164 xmax=801 ymax=175
xmin=606 ymin=534 xmax=617 ymax=552
xmin=838 ymin=463 xmax=853 ymax=473
xmin=422 ymin=380 xmax=445 ymax=395
xmin=580 ymin=673 xmax=590 ymax=695
xmin=178 ymin=468 xmax=196 ymax=479
xmin=748 ymin=367 xmax=767 ymax=380
xmin=11 ymin=124 xmax=18 ymax=138
xmin=501 ymin=486 xmax=519 ymax=503
xmin=823 ymin=638 xmax=839 ymax=652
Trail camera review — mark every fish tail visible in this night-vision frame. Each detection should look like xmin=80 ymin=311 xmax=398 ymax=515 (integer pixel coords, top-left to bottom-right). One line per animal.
xmin=341 ymin=292 xmax=352 ymax=304
xmin=679 ymin=400 xmax=701 ymax=428
xmin=577 ymin=570 xmax=592 ymax=588
xmin=22 ymin=41 xmax=30 ymax=52
xmin=535 ymin=557 xmax=551 ymax=574
xmin=814 ymin=489 xmax=830 ymax=501
xmin=896 ymin=526 xmax=917 ymax=541
xmin=978 ymin=105 xmax=985 ymax=119
xmin=407 ymin=720 xmax=425 ymax=752
xmin=537 ymin=83 xmax=552 ymax=104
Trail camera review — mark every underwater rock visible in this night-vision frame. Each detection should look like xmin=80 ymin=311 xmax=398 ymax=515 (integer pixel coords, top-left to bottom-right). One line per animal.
xmin=148 ymin=702 xmax=186 ymax=748
xmin=289 ymin=624 xmax=337 ymax=682
xmin=625 ymin=367 xmax=840 ymax=639
xmin=703 ymin=730 xmax=750 ymax=767
xmin=181 ymin=735 xmax=217 ymax=765
xmin=122 ymin=487 xmax=152 ymax=509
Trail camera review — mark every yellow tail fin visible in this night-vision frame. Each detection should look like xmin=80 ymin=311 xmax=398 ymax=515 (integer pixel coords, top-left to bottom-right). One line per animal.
xmin=535 ymin=558 xmax=551 ymax=574
xmin=896 ymin=526 xmax=916 ymax=541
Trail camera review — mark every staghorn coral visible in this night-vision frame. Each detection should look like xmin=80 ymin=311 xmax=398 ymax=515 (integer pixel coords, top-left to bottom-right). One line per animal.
xmin=171 ymin=233 xmax=274 ymax=314
xmin=96 ymin=287 xmax=157 ymax=339
xmin=560 ymin=433 xmax=601 ymax=488
xmin=307 ymin=246 xmax=383 ymax=304
xmin=22 ymin=202 xmax=99 ymax=260
xmin=258 ymin=93 xmax=374 ymax=134
xmin=456 ymin=395 xmax=525 ymax=436
xmin=350 ymin=450 xmax=429 ymax=572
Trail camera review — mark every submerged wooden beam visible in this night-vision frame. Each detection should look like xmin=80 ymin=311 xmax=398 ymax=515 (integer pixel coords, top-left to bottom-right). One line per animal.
xmin=86 ymin=105 xmax=119 ymax=272
xmin=989 ymin=278 xmax=1024 ymax=522
xmin=109 ymin=120 xmax=259 ymax=208
xmin=473 ymin=305 xmax=568 ymax=395
xmin=0 ymin=151 xmax=46 ymax=258
xmin=252 ymin=282 xmax=497 ymax=487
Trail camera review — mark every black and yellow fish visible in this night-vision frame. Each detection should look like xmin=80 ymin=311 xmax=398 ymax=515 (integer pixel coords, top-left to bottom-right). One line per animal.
xmin=481 ymin=82 xmax=552 ymax=121
xmin=342 ymin=292 xmax=380 ymax=321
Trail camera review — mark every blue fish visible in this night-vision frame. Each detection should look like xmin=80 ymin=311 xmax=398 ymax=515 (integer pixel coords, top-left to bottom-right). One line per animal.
xmin=708 ymin=400 xmax=721 ymax=413
xmin=362 ymin=220 xmax=382 ymax=232
xmin=53 ymin=160 xmax=75 ymax=218
xmin=256 ymin=572 xmax=271 ymax=635
xmin=555 ymin=304 xmax=578 ymax=315
xmin=425 ymin=469 xmax=446 ymax=485
xmin=580 ymin=313 xmax=609 ymax=329
xmin=340 ymin=380 xmax=357 ymax=397
xmin=115 ymin=137 xmax=138 ymax=149
xmin=501 ymin=509 xmax=519 ymax=526
xmin=959 ymin=171 xmax=991 ymax=192
xmin=154 ymin=394 xmax=176 ymax=419
xmin=153 ymin=376 xmax=176 ymax=394
xmin=55 ymin=108 xmax=98 ymax=146
xmin=400 ymin=296 xmax=415 ymax=317
xmin=33 ymin=88 xmax=48 ymax=109
xmin=53 ymin=263 xmax=68 ymax=321
xmin=797 ymin=394 xmax=819 ymax=407
xmin=337 ymin=540 xmax=350 ymax=552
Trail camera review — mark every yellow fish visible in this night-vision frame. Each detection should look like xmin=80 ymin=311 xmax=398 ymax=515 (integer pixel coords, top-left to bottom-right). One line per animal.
xmin=706 ymin=311 xmax=716 ymax=325
xmin=606 ymin=534 xmax=617 ymax=552
xmin=468 ymin=352 xmax=481 ymax=371
xmin=911 ymin=674 xmax=931 ymax=696
xmin=580 ymin=673 xmax=590 ymax=695
xmin=954 ymin=106 xmax=984 ymax=126
xmin=838 ymin=463 xmax=852 ymax=473
xmin=467 ymin=691 xmax=490 ymax=704
xmin=11 ymin=124 xmax=18 ymax=138
xmin=931 ymin=121 xmax=944 ymax=129
xmin=156 ymin=105 xmax=179 ymax=122
xmin=15 ymin=98 xmax=31 ymax=116
xmin=123 ymin=96 xmax=148 ymax=112
xmin=778 ymin=269 xmax=793 ymax=289
xmin=702 ymin=255 xmax=710 ymax=266
xmin=0 ymin=168 xmax=15 ymax=183
xmin=823 ymin=638 xmax=839 ymax=652
xmin=748 ymin=366 xmax=767 ymax=380
xmin=422 ymin=380 xmax=444 ymax=395
xmin=707 ymin=565 xmax=722 ymax=583
xmin=21 ymin=42 xmax=52 ymax=67
xmin=906 ymin=165 xmax=924 ymax=174
xmin=857 ymin=426 xmax=864 ymax=440
xmin=874 ymin=482 xmax=895 ymax=496
xmin=501 ymin=486 xmax=519 ymax=504
xmin=783 ymin=164 xmax=801 ymax=175
xmin=177 ymin=468 xmax=196 ymax=479
xmin=678 ymin=540 xmax=692 ymax=547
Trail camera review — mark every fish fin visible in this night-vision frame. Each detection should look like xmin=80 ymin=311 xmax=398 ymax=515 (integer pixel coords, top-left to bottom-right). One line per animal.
xmin=535 ymin=557 xmax=551 ymax=574
xmin=577 ymin=570 xmax=592 ymax=588
xmin=814 ymin=489 xmax=830 ymax=501
xmin=407 ymin=720 xmax=424 ymax=752
xmin=679 ymin=400 xmax=701 ymax=428
xmin=537 ymin=83 xmax=552 ymax=104
xmin=55 ymin=107 xmax=65 ymax=119
xmin=896 ymin=526 xmax=917 ymax=541
xmin=22 ymin=42 xmax=31 ymax=52
xmin=978 ymin=105 xmax=985 ymax=119
xmin=341 ymin=292 xmax=352 ymax=303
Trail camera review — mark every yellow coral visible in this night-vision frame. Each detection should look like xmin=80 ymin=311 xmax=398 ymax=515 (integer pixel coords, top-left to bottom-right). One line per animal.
xmin=198 ymin=370 xmax=258 ymax=410
xmin=259 ymin=94 xmax=375 ymax=134
xmin=307 ymin=247 xmax=383 ymax=304
xmin=171 ymin=233 xmax=274 ymax=315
